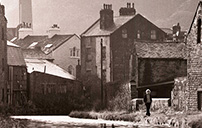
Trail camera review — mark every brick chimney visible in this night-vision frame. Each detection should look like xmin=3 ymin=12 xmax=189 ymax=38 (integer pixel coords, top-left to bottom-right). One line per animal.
xmin=47 ymin=24 xmax=60 ymax=38
xmin=100 ymin=4 xmax=114 ymax=30
xmin=119 ymin=3 xmax=136 ymax=16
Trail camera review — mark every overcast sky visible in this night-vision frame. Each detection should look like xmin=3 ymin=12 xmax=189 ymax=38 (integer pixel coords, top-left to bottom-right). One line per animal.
xmin=0 ymin=0 xmax=199 ymax=35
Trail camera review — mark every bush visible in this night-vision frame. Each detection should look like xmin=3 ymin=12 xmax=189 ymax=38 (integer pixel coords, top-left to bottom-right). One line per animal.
xmin=107 ymin=81 xmax=131 ymax=111
xmin=189 ymin=118 xmax=202 ymax=128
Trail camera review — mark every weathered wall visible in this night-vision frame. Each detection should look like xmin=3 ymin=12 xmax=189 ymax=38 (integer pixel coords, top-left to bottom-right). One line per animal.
xmin=171 ymin=77 xmax=188 ymax=111
xmin=138 ymin=58 xmax=187 ymax=86
xmin=81 ymin=36 xmax=97 ymax=76
xmin=111 ymin=14 xmax=166 ymax=82
xmin=187 ymin=2 xmax=202 ymax=111
xmin=95 ymin=36 xmax=111 ymax=82
xmin=29 ymin=71 xmax=82 ymax=100
xmin=0 ymin=5 xmax=8 ymax=104
xmin=52 ymin=35 xmax=80 ymax=76
xmin=8 ymin=66 xmax=27 ymax=105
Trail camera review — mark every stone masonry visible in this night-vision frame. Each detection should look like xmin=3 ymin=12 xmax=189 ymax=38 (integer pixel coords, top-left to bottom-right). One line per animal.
xmin=187 ymin=1 xmax=202 ymax=111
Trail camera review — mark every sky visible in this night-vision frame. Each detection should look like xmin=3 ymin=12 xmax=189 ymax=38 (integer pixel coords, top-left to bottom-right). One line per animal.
xmin=0 ymin=0 xmax=200 ymax=35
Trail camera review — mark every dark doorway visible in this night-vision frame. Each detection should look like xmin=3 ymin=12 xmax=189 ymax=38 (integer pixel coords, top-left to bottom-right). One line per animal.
xmin=198 ymin=91 xmax=202 ymax=110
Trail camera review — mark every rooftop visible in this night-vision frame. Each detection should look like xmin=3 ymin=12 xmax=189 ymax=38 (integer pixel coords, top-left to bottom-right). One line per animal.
xmin=25 ymin=58 xmax=75 ymax=80
xmin=7 ymin=41 xmax=26 ymax=66
xmin=82 ymin=15 xmax=135 ymax=36
xmin=135 ymin=41 xmax=187 ymax=59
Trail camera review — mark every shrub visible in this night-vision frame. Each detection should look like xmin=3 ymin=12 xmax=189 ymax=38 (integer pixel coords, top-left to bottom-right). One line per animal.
xmin=189 ymin=118 xmax=202 ymax=128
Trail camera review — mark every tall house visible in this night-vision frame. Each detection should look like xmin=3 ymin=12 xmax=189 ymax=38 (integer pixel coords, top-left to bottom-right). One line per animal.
xmin=81 ymin=3 xmax=166 ymax=83
xmin=0 ymin=4 xmax=8 ymax=104
xmin=187 ymin=1 xmax=202 ymax=111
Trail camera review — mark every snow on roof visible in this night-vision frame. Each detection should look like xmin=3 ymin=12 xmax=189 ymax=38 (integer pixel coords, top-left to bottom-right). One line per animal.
xmin=7 ymin=40 xmax=20 ymax=47
xmin=28 ymin=42 xmax=38 ymax=49
xmin=25 ymin=59 xmax=75 ymax=80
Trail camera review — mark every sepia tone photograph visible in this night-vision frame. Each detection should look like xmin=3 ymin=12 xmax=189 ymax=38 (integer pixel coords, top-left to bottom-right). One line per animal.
xmin=0 ymin=0 xmax=201 ymax=127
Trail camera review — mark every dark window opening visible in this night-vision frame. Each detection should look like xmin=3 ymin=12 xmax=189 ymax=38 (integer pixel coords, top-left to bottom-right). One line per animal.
xmin=197 ymin=19 xmax=201 ymax=43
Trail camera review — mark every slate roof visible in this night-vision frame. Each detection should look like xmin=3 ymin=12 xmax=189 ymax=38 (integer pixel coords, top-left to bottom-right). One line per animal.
xmin=14 ymin=35 xmax=47 ymax=49
xmin=14 ymin=34 xmax=75 ymax=54
xmin=7 ymin=41 xmax=26 ymax=66
xmin=82 ymin=15 xmax=135 ymax=36
xmin=25 ymin=58 xmax=75 ymax=80
xmin=38 ymin=34 xmax=74 ymax=54
xmin=7 ymin=28 xmax=17 ymax=41
xmin=135 ymin=42 xmax=187 ymax=59
xmin=82 ymin=14 xmax=166 ymax=37
xmin=22 ymin=49 xmax=52 ymax=60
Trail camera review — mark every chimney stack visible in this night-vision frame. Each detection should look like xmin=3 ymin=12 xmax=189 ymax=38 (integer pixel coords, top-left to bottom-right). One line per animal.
xmin=119 ymin=3 xmax=136 ymax=16
xmin=47 ymin=24 xmax=60 ymax=38
xmin=100 ymin=4 xmax=114 ymax=30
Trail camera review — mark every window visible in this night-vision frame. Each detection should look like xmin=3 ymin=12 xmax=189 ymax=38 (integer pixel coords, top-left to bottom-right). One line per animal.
xmin=73 ymin=47 xmax=76 ymax=56
xmin=70 ymin=47 xmax=79 ymax=58
xmin=122 ymin=28 xmax=127 ymax=38
xmin=151 ymin=30 xmax=156 ymax=40
xmin=76 ymin=50 xmax=79 ymax=57
xmin=102 ymin=46 xmax=106 ymax=61
xmin=86 ymin=48 xmax=92 ymax=61
xmin=137 ymin=30 xmax=141 ymax=39
xmin=197 ymin=18 xmax=201 ymax=43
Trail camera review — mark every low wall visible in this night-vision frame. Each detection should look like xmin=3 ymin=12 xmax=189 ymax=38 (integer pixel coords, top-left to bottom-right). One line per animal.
xmin=171 ymin=77 xmax=188 ymax=111
xmin=131 ymin=98 xmax=170 ymax=111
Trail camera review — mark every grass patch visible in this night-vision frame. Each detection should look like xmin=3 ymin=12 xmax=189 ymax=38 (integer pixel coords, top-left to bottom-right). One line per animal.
xmin=69 ymin=110 xmax=140 ymax=122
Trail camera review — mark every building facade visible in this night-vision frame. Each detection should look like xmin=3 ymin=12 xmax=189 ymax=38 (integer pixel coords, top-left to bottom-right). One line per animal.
xmin=187 ymin=1 xmax=202 ymax=111
xmin=81 ymin=3 xmax=166 ymax=83
xmin=0 ymin=5 xmax=8 ymax=104
xmin=7 ymin=41 xmax=27 ymax=106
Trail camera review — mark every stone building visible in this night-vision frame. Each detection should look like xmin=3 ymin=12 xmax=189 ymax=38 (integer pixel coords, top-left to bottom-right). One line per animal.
xmin=0 ymin=4 xmax=8 ymax=104
xmin=133 ymin=42 xmax=187 ymax=98
xmin=81 ymin=3 xmax=166 ymax=83
xmin=187 ymin=1 xmax=202 ymax=111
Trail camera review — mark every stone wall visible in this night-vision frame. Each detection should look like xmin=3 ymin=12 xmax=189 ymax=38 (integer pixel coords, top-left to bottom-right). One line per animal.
xmin=187 ymin=2 xmax=202 ymax=111
xmin=171 ymin=77 xmax=188 ymax=111
xmin=138 ymin=58 xmax=187 ymax=86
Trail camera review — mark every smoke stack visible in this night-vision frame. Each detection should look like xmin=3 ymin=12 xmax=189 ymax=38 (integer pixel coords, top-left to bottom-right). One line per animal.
xmin=100 ymin=4 xmax=114 ymax=30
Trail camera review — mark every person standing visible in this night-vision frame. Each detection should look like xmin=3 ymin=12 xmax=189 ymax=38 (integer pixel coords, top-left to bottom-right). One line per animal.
xmin=144 ymin=89 xmax=152 ymax=116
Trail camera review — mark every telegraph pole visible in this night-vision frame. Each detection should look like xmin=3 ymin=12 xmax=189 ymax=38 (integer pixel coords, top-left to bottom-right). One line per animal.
xmin=100 ymin=39 xmax=104 ymax=109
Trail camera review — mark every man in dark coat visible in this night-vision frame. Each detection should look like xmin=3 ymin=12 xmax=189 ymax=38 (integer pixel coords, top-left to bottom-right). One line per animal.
xmin=144 ymin=89 xmax=152 ymax=116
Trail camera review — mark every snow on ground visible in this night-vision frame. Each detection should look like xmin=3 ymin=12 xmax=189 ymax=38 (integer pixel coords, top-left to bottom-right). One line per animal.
xmin=11 ymin=116 xmax=134 ymax=127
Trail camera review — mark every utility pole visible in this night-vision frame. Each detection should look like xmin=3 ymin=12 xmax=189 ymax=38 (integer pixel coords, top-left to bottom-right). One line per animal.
xmin=100 ymin=39 xmax=104 ymax=109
